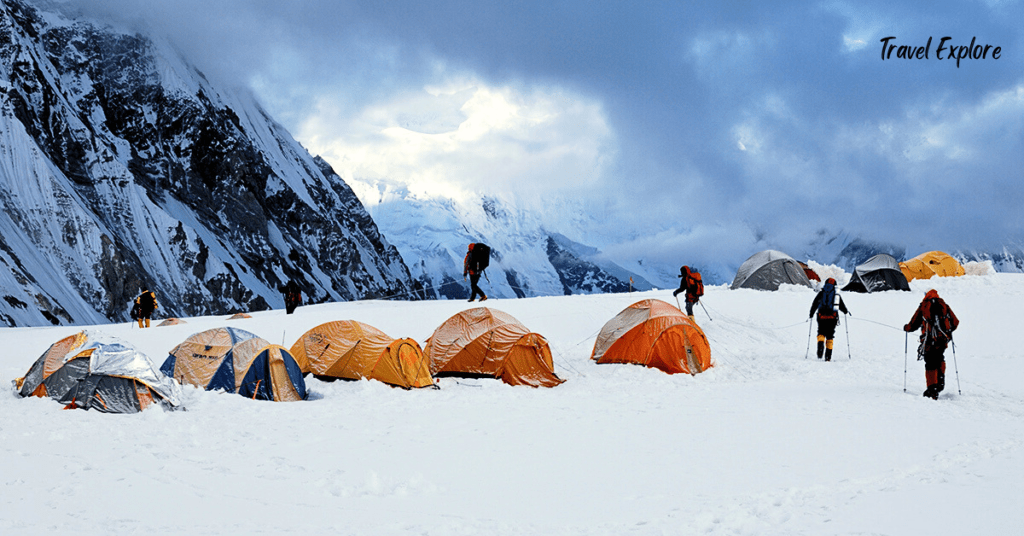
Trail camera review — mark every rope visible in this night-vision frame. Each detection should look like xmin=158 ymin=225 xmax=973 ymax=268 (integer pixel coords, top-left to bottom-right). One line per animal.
xmin=848 ymin=317 xmax=904 ymax=331
xmin=703 ymin=303 xmax=810 ymax=331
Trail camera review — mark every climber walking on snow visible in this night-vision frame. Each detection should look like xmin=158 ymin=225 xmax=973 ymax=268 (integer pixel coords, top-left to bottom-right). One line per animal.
xmin=672 ymin=265 xmax=704 ymax=321
xmin=904 ymin=289 xmax=959 ymax=399
xmin=133 ymin=287 xmax=158 ymax=328
xmin=464 ymin=242 xmax=491 ymax=302
xmin=808 ymin=277 xmax=849 ymax=361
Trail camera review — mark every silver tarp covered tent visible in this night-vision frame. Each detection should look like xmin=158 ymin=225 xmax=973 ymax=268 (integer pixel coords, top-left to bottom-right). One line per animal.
xmin=730 ymin=250 xmax=814 ymax=291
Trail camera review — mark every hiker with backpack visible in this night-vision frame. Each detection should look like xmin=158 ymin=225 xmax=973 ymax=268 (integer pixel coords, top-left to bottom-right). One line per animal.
xmin=672 ymin=266 xmax=704 ymax=321
xmin=133 ymin=287 xmax=158 ymax=328
xmin=904 ymin=289 xmax=959 ymax=399
xmin=281 ymin=279 xmax=302 ymax=314
xmin=808 ymin=277 xmax=849 ymax=361
xmin=463 ymin=243 xmax=490 ymax=302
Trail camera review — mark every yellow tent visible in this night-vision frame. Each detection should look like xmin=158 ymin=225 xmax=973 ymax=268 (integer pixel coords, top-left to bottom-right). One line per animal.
xmin=290 ymin=320 xmax=434 ymax=389
xmin=899 ymin=251 xmax=965 ymax=282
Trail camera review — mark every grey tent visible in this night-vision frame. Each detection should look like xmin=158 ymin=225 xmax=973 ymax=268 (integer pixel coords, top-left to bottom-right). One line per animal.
xmin=842 ymin=254 xmax=911 ymax=293
xmin=730 ymin=250 xmax=814 ymax=290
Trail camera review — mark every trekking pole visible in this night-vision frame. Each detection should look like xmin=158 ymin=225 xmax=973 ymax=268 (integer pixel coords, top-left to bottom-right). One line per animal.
xmin=805 ymin=319 xmax=813 ymax=359
xmin=699 ymin=300 xmax=713 ymax=321
xmin=903 ymin=332 xmax=908 ymax=393
xmin=951 ymin=338 xmax=962 ymax=395
xmin=844 ymin=313 xmax=852 ymax=360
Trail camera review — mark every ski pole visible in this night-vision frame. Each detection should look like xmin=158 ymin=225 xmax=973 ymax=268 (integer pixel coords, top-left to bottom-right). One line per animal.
xmin=903 ymin=332 xmax=908 ymax=393
xmin=844 ymin=313 xmax=852 ymax=360
xmin=805 ymin=318 xmax=813 ymax=359
xmin=951 ymin=338 xmax=962 ymax=395
xmin=699 ymin=300 xmax=713 ymax=321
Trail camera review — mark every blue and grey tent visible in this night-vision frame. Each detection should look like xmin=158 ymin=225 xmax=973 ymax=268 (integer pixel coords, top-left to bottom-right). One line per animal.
xmin=161 ymin=327 xmax=306 ymax=401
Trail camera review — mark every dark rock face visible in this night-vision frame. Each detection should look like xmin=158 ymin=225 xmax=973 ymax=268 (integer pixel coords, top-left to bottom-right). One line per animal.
xmin=0 ymin=0 xmax=417 ymax=326
xmin=546 ymin=236 xmax=631 ymax=295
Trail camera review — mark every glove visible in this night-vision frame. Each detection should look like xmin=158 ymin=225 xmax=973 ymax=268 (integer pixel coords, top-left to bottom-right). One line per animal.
xmin=903 ymin=324 xmax=912 ymax=332
xmin=672 ymin=289 xmax=680 ymax=297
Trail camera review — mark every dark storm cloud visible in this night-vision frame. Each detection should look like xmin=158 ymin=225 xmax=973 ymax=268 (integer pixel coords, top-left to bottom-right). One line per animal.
xmin=47 ymin=0 xmax=1024 ymax=257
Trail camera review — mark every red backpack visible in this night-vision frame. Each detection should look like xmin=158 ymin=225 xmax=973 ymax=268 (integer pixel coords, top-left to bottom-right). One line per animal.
xmin=685 ymin=268 xmax=704 ymax=299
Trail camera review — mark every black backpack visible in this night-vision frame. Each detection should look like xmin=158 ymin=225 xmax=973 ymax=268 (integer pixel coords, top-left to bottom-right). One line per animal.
xmin=818 ymin=283 xmax=838 ymax=318
xmin=470 ymin=243 xmax=491 ymax=272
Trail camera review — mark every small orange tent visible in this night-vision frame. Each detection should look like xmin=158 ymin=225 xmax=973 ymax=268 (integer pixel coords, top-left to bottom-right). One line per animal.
xmin=228 ymin=313 xmax=252 ymax=320
xmin=424 ymin=308 xmax=563 ymax=388
xmin=157 ymin=318 xmax=186 ymax=326
xmin=592 ymin=299 xmax=712 ymax=375
xmin=289 ymin=320 xmax=434 ymax=389
xmin=798 ymin=261 xmax=821 ymax=282
xmin=899 ymin=251 xmax=965 ymax=282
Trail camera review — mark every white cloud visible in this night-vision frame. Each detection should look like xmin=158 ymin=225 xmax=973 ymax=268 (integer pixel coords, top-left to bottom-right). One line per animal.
xmin=298 ymin=77 xmax=616 ymax=204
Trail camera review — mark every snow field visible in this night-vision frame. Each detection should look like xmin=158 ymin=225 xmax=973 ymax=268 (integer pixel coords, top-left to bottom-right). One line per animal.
xmin=1 ymin=274 xmax=1022 ymax=535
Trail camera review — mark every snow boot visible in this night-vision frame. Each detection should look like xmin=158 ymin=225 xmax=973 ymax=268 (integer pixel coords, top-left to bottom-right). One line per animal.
xmin=480 ymin=295 xmax=487 ymax=302
xmin=923 ymin=386 xmax=939 ymax=400
xmin=824 ymin=339 xmax=833 ymax=361
xmin=816 ymin=340 xmax=824 ymax=359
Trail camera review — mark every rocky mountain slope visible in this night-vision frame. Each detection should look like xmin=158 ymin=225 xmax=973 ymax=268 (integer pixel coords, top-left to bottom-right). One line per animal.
xmin=0 ymin=0 xmax=417 ymax=327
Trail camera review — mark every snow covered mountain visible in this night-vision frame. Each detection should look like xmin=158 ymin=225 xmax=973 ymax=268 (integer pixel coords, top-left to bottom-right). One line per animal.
xmin=344 ymin=179 xmax=652 ymax=300
xmin=0 ymin=0 xmax=417 ymax=327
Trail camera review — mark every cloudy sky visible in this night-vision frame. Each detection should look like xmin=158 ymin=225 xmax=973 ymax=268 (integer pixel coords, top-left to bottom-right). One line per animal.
xmin=57 ymin=0 xmax=1024 ymax=264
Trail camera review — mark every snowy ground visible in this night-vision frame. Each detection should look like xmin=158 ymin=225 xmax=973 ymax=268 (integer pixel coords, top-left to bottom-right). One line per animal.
xmin=2 ymin=274 xmax=1022 ymax=535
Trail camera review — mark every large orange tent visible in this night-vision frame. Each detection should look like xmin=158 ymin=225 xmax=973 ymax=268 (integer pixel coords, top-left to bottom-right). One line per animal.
xmin=424 ymin=308 xmax=563 ymax=388
xmin=290 ymin=320 xmax=434 ymax=389
xmin=591 ymin=299 xmax=712 ymax=375
xmin=899 ymin=251 xmax=965 ymax=282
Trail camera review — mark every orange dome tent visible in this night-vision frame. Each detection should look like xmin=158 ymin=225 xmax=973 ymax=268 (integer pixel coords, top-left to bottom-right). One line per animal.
xmin=290 ymin=320 xmax=434 ymax=389
xmin=592 ymin=299 xmax=712 ymax=375
xmin=424 ymin=308 xmax=563 ymax=388
xmin=899 ymin=251 xmax=965 ymax=282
